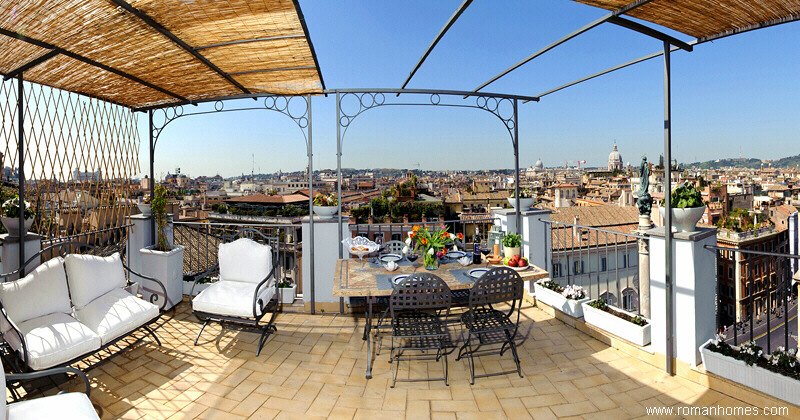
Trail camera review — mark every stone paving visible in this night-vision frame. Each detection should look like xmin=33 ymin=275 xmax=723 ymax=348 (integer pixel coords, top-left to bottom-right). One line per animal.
xmin=10 ymin=301 xmax=798 ymax=419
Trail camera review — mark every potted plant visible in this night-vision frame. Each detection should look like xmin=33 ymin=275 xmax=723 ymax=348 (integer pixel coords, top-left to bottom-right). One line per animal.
xmin=183 ymin=273 xmax=213 ymax=296
xmin=582 ymin=298 xmax=651 ymax=346
xmin=137 ymin=194 xmax=152 ymax=216
xmin=277 ymin=278 xmax=296 ymax=305
xmin=312 ymin=193 xmax=338 ymax=219
xmin=508 ymin=188 xmax=535 ymax=210
xmin=502 ymin=233 xmax=522 ymax=258
xmin=659 ymin=182 xmax=705 ymax=232
xmin=406 ymin=225 xmax=456 ymax=270
xmin=700 ymin=334 xmax=800 ymax=406
xmin=1 ymin=195 xmax=35 ymax=237
xmin=533 ymin=280 xmax=590 ymax=318
xmin=139 ymin=185 xmax=184 ymax=310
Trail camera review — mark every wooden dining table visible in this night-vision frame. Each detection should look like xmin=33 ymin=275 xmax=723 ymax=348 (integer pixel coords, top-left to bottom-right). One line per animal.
xmin=332 ymin=256 xmax=548 ymax=379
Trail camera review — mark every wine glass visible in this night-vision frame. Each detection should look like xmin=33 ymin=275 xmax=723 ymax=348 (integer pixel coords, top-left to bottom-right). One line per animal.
xmin=406 ymin=251 xmax=419 ymax=273
xmin=480 ymin=246 xmax=491 ymax=268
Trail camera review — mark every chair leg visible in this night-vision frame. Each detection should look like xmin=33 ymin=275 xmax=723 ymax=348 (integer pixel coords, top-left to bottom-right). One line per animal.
xmin=143 ymin=325 xmax=162 ymax=346
xmin=440 ymin=347 xmax=449 ymax=386
xmin=194 ymin=319 xmax=210 ymax=346
xmin=504 ymin=329 xmax=523 ymax=378
xmin=256 ymin=326 xmax=272 ymax=357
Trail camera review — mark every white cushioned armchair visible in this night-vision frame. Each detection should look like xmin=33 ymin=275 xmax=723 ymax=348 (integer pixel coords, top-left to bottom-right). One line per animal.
xmin=3 ymin=364 xmax=100 ymax=419
xmin=0 ymin=242 xmax=167 ymax=373
xmin=191 ymin=231 xmax=280 ymax=356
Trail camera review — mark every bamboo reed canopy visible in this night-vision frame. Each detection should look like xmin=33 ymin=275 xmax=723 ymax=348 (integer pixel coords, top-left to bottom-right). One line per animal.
xmin=572 ymin=0 xmax=800 ymax=41
xmin=0 ymin=0 xmax=325 ymax=110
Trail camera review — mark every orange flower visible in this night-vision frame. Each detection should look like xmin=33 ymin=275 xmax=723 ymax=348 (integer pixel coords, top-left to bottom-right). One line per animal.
xmin=412 ymin=225 xmax=420 ymax=232
xmin=440 ymin=231 xmax=449 ymax=239
xmin=457 ymin=233 xmax=463 ymax=240
xmin=420 ymin=238 xmax=428 ymax=245
xmin=409 ymin=232 xmax=416 ymax=239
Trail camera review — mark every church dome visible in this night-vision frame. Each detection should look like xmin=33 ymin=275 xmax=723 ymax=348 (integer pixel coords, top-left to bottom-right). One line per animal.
xmin=608 ymin=143 xmax=622 ymax=170
xmin=534 ymin=158 xmax=544 ymax=170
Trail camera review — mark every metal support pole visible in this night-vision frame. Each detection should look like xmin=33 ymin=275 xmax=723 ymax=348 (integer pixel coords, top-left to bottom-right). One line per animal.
xmin=663 ymin=41 xmax=675 ymax=375
xmin=16 ymin=75 xmax=25 ymax=276
xmin=336 ymin=92 xmax=344 ymax=314
xmin=307 ymin=95 xmax=315 ymax=315
xmin=148 ymin=110 xmax=156 ymax=246
xmin=513 ymin=99 xmax=521 ymax=241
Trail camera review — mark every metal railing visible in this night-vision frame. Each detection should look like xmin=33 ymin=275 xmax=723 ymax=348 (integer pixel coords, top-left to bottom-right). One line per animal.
xmin=706 ymin=245 xmax=798 ymax=354
xmin=349 ymin=217 xmax=497 ymax=249
xmin=717 ymin=225 xmax=776 ymax=241
xmin=543 ymin=220 xmax=644 ymax=316
xmin=172 ymin=221 xmax=302 ymax=294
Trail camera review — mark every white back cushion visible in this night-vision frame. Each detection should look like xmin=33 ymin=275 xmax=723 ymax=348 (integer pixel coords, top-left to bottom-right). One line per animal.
xmin=0 ymin=258 xmax=70 ymax=332
xmin=218 ymin=238 xmax=272 ymax=284
xmin=64 ymin=253 xmax=126 ymax=309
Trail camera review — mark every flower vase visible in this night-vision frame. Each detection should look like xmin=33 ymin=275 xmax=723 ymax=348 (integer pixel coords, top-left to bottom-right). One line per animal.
xmin=423 ymin=253 xmax=438 ymax=271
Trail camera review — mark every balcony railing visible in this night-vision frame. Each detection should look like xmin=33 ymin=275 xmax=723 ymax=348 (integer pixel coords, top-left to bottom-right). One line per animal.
xmin=543 ymin=220 xmax=644 ymax=315
xmin=707 ymin=245 xmax=798 ymax=354
xmin=173 ymin=221 xmax=302 ymax=294
xmin=717 ymin=225 xmax=775 ymax=241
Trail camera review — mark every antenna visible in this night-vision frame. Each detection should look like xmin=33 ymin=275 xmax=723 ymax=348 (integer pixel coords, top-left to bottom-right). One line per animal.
xmin=252 ymin=154 xmax=255 ymax=180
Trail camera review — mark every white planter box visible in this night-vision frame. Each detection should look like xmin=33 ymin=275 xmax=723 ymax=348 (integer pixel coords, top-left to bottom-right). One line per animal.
xmin=659 ymin=206 xmax=705 ymax=232
xmin=139 ymin=245 xmax=185 ymax=310
xmin=700 ymin=339 xmax=800 ymax=406
xmin=278 ymin=285 xmax=296 ymax=305
xmin=183 ymin=280 xmax=212 ymax=297
xmin=582 ymin=301 xmax=651 ymax=346
xmin=533 ymin=282 xmax=590 ymax=318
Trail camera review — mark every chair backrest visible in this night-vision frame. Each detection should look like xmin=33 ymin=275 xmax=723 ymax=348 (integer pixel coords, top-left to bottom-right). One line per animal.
xmin=0 ymin=257 xmax=72 ymax=334
xmin=468 ymin=267 xmax=523 ymax=309
xmin=219 ymin=238 xmax=273 ymax=284
xmin=390 ymin=273 xmax=451 ymax=318
xmin=382 ymin=240 xmax=406 ymax=255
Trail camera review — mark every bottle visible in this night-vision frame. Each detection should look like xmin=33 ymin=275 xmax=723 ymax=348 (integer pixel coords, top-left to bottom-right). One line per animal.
xmin=473 ymin=243 xmax=481 ymax=264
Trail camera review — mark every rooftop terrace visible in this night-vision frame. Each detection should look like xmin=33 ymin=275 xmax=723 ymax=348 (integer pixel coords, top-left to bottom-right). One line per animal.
xmin=13 ymin=300 xmax=797 ymax=419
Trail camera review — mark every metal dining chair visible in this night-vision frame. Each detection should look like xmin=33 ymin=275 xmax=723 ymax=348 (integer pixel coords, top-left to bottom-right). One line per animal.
xmin=456 ymin=267 xmax=524 ymax=384
xmin=381 ymin=240 xmax=406 ymax=255
xmin=389 ymin=273 xmax=452 ymax=387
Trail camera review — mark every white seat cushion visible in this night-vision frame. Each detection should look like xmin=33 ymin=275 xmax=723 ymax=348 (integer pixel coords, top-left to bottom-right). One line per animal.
xmin=0 ymin=257 xmax=70 ymax=334
xmin=218 ymin=238 xmax=272 ymax=284
xmin=73 ymin=288 xmax=159 ymax=346
xmin=192 ymin=280 xmax=275 ymax=318
xmin=8 ymin=392 xmax=100 ymax=419
xmin=64 ymin=253 xmax=127 ymax=309
xmin=3 ymin=313 xmax=101 ymax=371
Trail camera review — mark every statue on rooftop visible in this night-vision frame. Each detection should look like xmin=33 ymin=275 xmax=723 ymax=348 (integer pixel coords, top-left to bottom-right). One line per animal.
xmin=637 ymin=156 xmax=652 ymax=216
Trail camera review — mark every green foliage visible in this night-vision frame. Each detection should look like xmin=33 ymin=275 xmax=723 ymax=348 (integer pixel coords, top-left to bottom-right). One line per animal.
xmin=313 ymin=193 xmax=337 ymax=206
xmin=151 ymin=185 xmax=171 ymax=252
xmin=589 ymin=298 xmax=608 ymax=311
xmin=509 ymin=188 xmax=533 ymax=199
xmin=669 ymin=182 xmax=704 ymax=209
xmin=210 ymin=203 xmax=227 ymax=214
xmin=502 ymin=233 xmax=521 ymax=248
xmin=1 ymin=195 xmax=35 ymax=220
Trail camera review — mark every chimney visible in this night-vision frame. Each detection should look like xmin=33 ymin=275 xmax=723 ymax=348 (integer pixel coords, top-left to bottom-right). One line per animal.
xmin=573 ymin=216 xmax=581 ymax=238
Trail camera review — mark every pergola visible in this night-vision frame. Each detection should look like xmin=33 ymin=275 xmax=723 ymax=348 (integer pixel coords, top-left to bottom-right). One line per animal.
xmin=1 ymin=0 xmax=799 ymax=375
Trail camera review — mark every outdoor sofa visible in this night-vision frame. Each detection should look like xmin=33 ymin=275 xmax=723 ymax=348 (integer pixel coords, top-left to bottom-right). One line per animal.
xmin=0 ymin=242 xmax=167 ymax=373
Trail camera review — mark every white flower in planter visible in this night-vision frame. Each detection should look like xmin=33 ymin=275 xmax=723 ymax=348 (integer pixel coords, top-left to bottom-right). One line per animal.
xmin=402 ymin=246 xmax=409 ymax=255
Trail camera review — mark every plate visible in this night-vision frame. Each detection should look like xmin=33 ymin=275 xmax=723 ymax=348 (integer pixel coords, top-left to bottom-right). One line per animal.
xmin=391 ymin=274 xmax=410 ymax=286
xmin=468 ymin=268 xmax=489 ymax=278
xmin=446 ymin=251 xmax=466 ymax=259
xmin=379 ymin=254 xmax=402 ymax=263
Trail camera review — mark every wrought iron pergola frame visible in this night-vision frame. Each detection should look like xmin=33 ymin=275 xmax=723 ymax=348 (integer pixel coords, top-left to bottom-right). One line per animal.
xmin=145 ymin=94 xmax=319 ymax=312
xmin=328 ymin=88 xmax=538 ymax=313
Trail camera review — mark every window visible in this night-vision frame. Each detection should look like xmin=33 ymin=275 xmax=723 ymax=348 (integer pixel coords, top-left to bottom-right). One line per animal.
xmin=621 ymin=254 xmax=627 ymax=269
xmin=728 ymin=266 xmax=734 ymax=279
xmin=552 ymin=263 xmax=562 ymax=278
xmin=601 ymin=257 xmax=607 ymax=272
xmin=573 ymin=260 xmax=584 ymax=275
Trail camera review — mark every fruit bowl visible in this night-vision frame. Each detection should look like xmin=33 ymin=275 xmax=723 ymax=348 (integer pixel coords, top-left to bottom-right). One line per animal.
xmin=502 ymin=256 xmax=530 ymax=271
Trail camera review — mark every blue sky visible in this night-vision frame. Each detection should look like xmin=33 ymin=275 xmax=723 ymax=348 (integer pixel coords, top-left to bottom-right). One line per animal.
xmin=141 ymin=0 xmax=800 ymax=179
